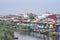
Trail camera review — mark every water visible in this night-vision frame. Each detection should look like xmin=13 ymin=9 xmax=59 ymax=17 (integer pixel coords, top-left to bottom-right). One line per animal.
xmin=14 ymin=31 xmax=43 ymax=40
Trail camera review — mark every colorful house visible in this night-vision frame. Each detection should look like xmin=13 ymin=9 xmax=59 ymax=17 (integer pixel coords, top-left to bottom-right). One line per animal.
xmin=46 ymin=14 xmax=57 ymax=31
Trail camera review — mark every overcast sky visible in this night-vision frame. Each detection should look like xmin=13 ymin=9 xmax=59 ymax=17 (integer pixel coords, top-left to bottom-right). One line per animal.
xmin=0 ymin=0 xmax=60 ymax=15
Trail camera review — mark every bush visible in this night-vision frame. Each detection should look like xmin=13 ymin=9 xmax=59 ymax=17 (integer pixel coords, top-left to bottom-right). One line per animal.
xmin=0 ymin=21 xmax=14 ymax=40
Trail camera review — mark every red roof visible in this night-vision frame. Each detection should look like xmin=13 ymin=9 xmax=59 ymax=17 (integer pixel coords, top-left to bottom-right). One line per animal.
xmin=46 ymin=14 xmax=56 ymax=20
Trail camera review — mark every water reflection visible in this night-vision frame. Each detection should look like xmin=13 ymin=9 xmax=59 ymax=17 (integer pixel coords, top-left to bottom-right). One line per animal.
xmin=14 ymin=31 xmax=43 ymax=40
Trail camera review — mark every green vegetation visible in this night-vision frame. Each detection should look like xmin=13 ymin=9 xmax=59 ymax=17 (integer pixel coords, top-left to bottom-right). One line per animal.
xmin=28 ymin=13 xmax=37 ymax=19
xmin=17 ymin=25 xmax=29 ymax=35
xmin=0 ymin=20 xmax=15 ymax=40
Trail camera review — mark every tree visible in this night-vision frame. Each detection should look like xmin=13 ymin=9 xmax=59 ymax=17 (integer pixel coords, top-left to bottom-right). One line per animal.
xmin=28 ymin=13 xmax=37 ymax=19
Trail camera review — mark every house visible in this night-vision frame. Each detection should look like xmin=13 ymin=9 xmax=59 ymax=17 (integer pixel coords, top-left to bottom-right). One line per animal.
xmin=35 ymin=12 xmax=52 ymax=19
xmin=56 ymin=14 xmax=60 ymax=22
xmin=19 ymin=14 xmax=29 ymax=19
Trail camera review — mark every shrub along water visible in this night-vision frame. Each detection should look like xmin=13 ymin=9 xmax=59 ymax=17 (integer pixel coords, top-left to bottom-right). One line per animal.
xmin=0 ymin=20 xmax=14 ymax=40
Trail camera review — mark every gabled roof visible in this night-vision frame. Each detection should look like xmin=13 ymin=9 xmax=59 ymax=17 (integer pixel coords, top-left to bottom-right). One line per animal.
xmin=22 ymin=19 xmax=30 ymax=22
xmin=32 ymin=19 xmax=39 ymax=23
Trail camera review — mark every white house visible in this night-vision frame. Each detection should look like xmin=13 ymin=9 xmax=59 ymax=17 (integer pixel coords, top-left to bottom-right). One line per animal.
xmin=35 ymin=12 xmax=52 ymax=19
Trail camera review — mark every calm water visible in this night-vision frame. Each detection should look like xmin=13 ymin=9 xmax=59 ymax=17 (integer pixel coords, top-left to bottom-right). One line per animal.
xmin=14 ymin=31 xmax=43 ymax=40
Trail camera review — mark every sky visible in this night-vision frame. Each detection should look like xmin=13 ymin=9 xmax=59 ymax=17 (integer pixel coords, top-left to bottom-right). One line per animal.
xmin=0 ymin=0 xmax=60 ymax=15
